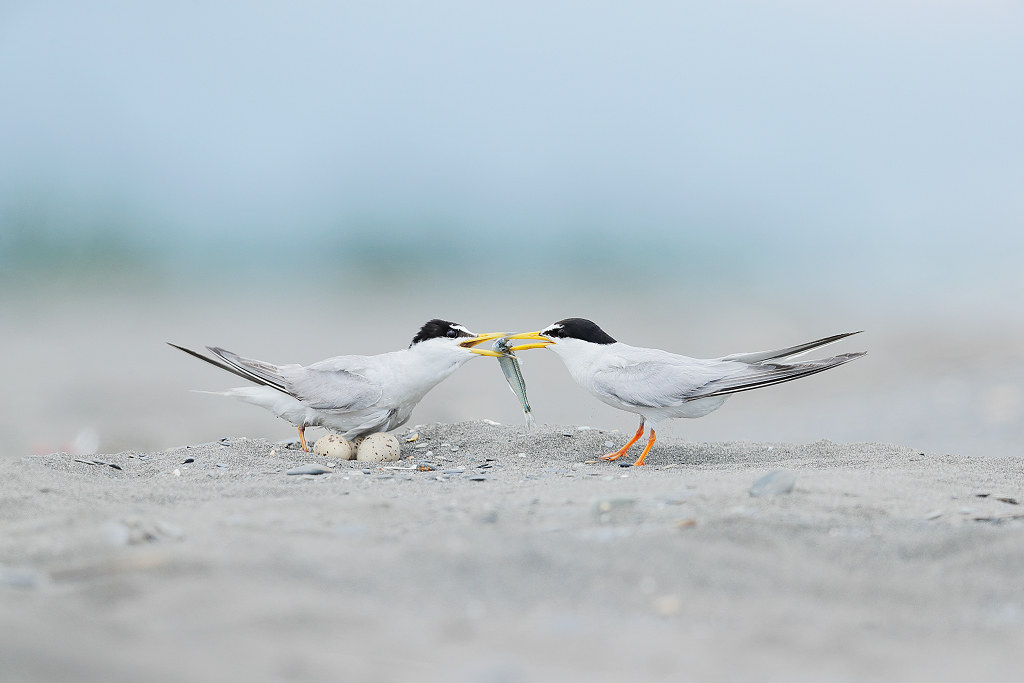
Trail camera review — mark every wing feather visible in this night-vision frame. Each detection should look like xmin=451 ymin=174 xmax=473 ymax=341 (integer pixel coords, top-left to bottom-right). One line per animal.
xmin=168 ymin=343 xmax=285 ymax=392
xmin=717 ymin=332 xmax=862 ymax=364
xmin=683 ymin=352 xmax=865 ymax=400
xmin=282 ymin=366 xmax=383 ymax=411
xmin=593 ymin=360 xmax=736 ymax=408
xmin=170 ymin=344 xmax=383 ymax=411
xmin=206 ymin=347 xmax=291 ymax=394
xmin=592 ymin=351 xmax=865 ymax=407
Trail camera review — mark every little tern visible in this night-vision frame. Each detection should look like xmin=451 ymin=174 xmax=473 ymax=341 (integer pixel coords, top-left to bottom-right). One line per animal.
xmin=170 ymin=319 xmax=507 ymax=451
xmin=509 ymin=318 xmax=865 ymax=466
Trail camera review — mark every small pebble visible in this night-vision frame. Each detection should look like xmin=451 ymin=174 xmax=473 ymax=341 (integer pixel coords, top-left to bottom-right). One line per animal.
xmin=592 ymin=497 xmax=638 ymax=524
xmin=285 ymin=464 xmax=333 ymax=476
xmin=652 ymin=594 xmax=682 ymax=617
xmin=443 ymin=468 xmax=465 ymax=475
xmin=750 ymin=470 xmax=796 ymax=498
xmin=0 ymin=567 xmax=41 ymax=589
xmin=181 ymin=457 xmax=195 ymax=464
xmin=604 ymin=441 xmax=614 ymax=448
xmin=469 ymin=476 xmax=488 ymax=482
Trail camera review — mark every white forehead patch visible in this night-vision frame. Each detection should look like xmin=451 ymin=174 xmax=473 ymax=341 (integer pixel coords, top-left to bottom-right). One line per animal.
xmin=542 ymin=323 xmax=563 ymax=335
xmin=452 ymin=324 xmax=473 ymax=336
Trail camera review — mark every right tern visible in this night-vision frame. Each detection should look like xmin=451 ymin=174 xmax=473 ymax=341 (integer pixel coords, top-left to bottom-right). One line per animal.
xmin=507 ymin=318 xmax=865 ymax=467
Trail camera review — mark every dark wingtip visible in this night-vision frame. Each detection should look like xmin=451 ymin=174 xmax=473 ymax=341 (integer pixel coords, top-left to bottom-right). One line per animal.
xmin=168 ymin=342 xmax=212 ymax=362
xmin=167 ymin=342 xmax=256 ymax=384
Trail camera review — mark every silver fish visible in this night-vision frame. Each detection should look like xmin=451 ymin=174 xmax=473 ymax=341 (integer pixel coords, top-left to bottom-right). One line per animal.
xmin=493 ymin=337 xmax=535 ymax=432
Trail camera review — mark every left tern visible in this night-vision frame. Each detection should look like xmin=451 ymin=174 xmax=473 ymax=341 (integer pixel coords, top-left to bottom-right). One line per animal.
xmin=170 ymin=319 xmax=506 ymax=451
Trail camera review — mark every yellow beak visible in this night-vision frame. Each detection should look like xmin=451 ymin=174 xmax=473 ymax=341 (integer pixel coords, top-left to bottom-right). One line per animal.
xmin=501 ymin=331 xmax=555 ymax=352
xmin=460 ymin=332 xmax=510 ymax=357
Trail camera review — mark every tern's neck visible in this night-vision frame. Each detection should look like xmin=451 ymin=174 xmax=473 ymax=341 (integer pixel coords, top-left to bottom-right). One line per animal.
xmin=394 ymin=342 xmax=472 ymax=395
xmin=549 ymin=339 xmax=618 ymax=379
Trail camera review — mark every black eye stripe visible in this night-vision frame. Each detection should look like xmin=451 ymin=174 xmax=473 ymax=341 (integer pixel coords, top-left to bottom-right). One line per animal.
xmin=547 ymin=318 xmax=616 ymax=344
xmin=410 ymin=319 xmax=472 ymax=346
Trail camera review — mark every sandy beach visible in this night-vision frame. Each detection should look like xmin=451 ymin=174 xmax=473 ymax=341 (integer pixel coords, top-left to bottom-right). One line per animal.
xmin=4 ymin=3 xmax=1022 ymax=680
xmin=4 ymin=420 xmax=1024 ymax=682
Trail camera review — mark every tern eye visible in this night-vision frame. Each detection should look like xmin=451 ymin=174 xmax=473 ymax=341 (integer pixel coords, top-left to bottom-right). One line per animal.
xmin=446 ymin=329 xmax=458 ymax=338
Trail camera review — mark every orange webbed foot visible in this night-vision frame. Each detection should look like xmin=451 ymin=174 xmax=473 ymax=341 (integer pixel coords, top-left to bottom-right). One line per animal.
xmin=631 ymin=429 xmax=656 ymax=467
xmin=599 ymin=419 xmax=645 ymax=461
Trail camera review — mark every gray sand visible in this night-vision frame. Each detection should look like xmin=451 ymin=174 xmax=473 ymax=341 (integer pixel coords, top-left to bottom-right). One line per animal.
xmin=4 ymin=421 xmax=1024 ymax=682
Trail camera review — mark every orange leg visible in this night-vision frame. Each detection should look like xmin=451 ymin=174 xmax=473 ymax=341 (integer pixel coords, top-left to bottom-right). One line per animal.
xmin=631 ymin=428 xmax=656 ymax=467
xmin=298 ymin=425 xmax=310 ymax=452
xmin=600 ymin=419 xmax=645 ymax=461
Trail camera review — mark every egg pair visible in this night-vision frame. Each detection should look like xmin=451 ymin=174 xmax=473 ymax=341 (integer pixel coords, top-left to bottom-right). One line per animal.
xmin=312 ymin=433 xmax=401 ymax=462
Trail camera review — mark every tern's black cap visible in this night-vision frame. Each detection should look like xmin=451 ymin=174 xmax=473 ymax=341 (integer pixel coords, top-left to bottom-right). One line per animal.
xmin=411 ymin=319 xmax=473 ymax=346
xmin=543 ymin=318 xmax=616 ymax=345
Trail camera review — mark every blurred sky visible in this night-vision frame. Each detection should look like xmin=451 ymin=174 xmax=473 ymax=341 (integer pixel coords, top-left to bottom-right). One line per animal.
xmin=1 ymin=2 xmax=1024 ymax=457
xmin=1 ymin=0 xmax=1022 ymax=297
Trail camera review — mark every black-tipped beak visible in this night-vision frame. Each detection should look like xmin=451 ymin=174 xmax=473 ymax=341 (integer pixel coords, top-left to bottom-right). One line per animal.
xmin=460 ymin=332 xmax=509 ymax=357
xmin=502 ymin=331 xmax=555 ymax=352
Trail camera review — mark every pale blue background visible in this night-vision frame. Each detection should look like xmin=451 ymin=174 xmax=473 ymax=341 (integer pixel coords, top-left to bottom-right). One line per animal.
xmin=1 ymin=2 xmax=1021 ymax=456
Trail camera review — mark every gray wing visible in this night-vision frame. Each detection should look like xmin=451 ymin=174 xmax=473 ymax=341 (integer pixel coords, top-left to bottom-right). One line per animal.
xmin=593 ymin=352 xmax=865 ymax=407
xmin=169 ymin=343 xmax=287 ymax=391
xmin=593 ymin=360 xmax=734 ymax=408
xmin=184 ymin=346 xmax=382 ymax=411
xmin=282 ymin=366 xmax=383 ymax=411
xmin=193 ymin=346 xmax=293 ymax=393
xmin=683 ymin=352 xmax=865 ymax=400
xmin=717 ymin=332 xmax=862 ymax=364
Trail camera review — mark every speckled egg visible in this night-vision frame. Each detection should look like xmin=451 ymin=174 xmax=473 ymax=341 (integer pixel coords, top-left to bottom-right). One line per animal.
xmin=312 ymin=434 xmax=356 ymax=460
xmin=355 ymin=433 xmax=401 ymax=462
